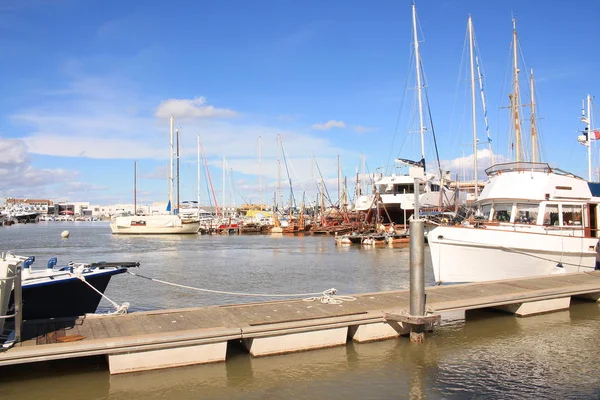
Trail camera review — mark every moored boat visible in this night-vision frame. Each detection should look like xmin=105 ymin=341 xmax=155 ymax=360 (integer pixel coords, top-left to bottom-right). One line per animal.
xmin=3 ymin=253 xmax=138 ymax=321
xmin=110 ymin=214 xmax=200 ymax=234
xmin=428 ymin=162 xmax=600 ymax=284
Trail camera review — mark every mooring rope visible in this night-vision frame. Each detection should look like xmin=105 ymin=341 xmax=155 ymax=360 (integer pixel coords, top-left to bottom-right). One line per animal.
xmin=71 ymin=268 xmax=130 ymax=315
xmin=127 ymin=271 xmax=356 ymax=304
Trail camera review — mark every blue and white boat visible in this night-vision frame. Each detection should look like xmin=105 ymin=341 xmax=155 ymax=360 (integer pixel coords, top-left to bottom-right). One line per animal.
xmin=4 ymin=253 xmax=138 ymax=321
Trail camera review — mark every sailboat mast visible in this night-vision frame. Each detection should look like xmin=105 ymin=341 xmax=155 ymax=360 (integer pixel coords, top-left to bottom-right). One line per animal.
xmin=412 ymin=3 xmax=426 ymax=163
xmin=337 ymin=155 xmax=341 ymax=205
xmin=222 ymin=157 xmax=226 ymax=217
xmin=587 ymin=95 xmax=592 ymax=181
xmin=197 ymin=134 xmax=201 ymax=220
xmin=530 ymin=69 xmax=538 ymax=162
xmin=169 ymin=115 xmax=175 ymax=214
xmin=468 ymin=15 xmax=478 ymax=200
xmin=258 ymin=135 xmax=263 ymax=206
xmin=277 ymin=134 xmax=282 ymax=210
xmin=511 ymin=18 xmax=522 ymax=162
xmin=134 ymin=160 xmax=137 ymax=216
xmin=176 ymin=128 xmax=180 ymax=215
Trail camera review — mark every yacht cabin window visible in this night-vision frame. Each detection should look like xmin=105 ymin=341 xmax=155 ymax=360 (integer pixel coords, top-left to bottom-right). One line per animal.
xmin=562 ymin=204 xmax=583 ymax=226
xmin=379 ymin=183 xmax=426 ymax=195
xmin=492 ymin=203 xmax=512 ymax=222
xmin=515 ymin=203 xmax=539 ymax=225
xmin=543 ymin=204 xmax=560 ymax=226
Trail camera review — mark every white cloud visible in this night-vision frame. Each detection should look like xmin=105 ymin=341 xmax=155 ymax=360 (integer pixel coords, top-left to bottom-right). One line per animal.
xmin=311 ymin=120 xmax=346 ymax=130
xmin=353 ymin=125 xmax=377 ymax=134
xmin=155 ymin=97 xmax=238 ymax=119
xmin=22 ymin=134 xmax=166 ymax=159
xmin=0 ymin=138 xmax=84 ymax=198
xmin=439 ymin=149 xmax=511 ymax=181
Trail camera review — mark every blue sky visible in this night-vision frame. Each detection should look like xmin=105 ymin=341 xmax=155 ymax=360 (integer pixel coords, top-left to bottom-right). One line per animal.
xmin=1 ymin=0 xmax=599 ymax=207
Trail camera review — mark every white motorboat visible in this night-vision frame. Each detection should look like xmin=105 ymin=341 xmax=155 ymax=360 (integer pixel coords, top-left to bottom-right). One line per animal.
xmin=427 ymin=162 xmax=600 ymax=283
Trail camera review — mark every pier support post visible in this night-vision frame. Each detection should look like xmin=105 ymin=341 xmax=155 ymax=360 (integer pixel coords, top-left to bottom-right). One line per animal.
xmin=409 ymin=218 xmax=426 ymax=342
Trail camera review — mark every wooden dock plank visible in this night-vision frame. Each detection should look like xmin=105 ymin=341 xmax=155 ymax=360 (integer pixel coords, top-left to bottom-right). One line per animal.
xmin=2 ymin=271 xmax=600 ymax=369
xmin=72 ymin=317 xmax=96 ymax=340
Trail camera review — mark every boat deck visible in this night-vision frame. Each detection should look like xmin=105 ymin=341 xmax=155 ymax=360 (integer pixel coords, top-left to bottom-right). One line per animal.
xmin=2 ymin=271 xmax=600 ymax=372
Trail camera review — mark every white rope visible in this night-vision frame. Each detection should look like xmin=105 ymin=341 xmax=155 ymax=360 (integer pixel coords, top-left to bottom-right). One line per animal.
xmin=302 ymin=288 xmax=357 ymax=305
xmin=128 ymin=271 xmax=356 ymax=304
xmin=71 ymin=268 xmax=130 ymax=315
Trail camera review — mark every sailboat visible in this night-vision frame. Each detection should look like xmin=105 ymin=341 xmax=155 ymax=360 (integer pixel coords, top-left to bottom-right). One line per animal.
xmin=353 ymin=3 xmax=457 ymax=225
xmin=110 ymin=116 xmax=200 ymax=234
xmin=427 ymin=17 xmax=600 ymax=284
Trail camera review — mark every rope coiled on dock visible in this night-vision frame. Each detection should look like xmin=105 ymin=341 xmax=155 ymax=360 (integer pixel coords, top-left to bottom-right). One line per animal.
xmin=127 ymin=271 xmax=356 ymax=304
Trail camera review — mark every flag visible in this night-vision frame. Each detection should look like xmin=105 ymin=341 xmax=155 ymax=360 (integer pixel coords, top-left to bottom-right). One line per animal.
xmin=594 ymin=130 xmax=600 ymax=140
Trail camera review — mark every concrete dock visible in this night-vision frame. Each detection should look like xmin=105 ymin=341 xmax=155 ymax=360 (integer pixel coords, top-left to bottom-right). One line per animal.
xmin=1 ymin=271 xmax=599 ymax=374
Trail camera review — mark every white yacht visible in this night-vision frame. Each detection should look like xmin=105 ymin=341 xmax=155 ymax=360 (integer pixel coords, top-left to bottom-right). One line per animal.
xmin=427 ymin=162 xmax=600 ymax=284
xmin=354 ymin=159 xmax=457 ymax=224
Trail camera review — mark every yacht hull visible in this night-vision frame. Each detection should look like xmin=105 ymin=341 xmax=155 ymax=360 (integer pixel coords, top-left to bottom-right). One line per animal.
xmin=110 ymin=215 xmax=199 ymax=234
xmin=428 ymin=226 xmax=597 ymax=283
xmin=15 ymin=269 xmax=127 ymax=320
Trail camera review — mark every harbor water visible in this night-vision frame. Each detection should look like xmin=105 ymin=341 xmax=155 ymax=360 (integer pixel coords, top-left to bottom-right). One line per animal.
xmin=1 ymin=222 xmax=599 ymax=399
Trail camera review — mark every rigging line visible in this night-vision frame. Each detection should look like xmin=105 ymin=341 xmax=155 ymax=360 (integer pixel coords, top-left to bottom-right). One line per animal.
xmin=279 ymin=139 xmax=296 ymax=209
xmin=420 ymin=61 xmax=442 ymax=176
xmin=389 ymin=42 xmax=416 ymax=173
xmin=449 ymin=20 xmax=470 ymax=155
xmin=498 ymin=40 xmax=514 ymax=156
xmin=313 ymin=156 xmax=336 ymax=208
xmin=198 ymin=135 xmax=220 ymax=215
xmin=472 ymin=31 xmax=493 ymax=150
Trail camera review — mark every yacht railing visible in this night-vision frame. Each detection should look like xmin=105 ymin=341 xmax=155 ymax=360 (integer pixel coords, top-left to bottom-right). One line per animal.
xmin=485 ymin=162 xmax=552 ymax=176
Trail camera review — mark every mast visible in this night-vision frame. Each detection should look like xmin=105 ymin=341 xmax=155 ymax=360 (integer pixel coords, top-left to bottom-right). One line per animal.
xmin=412 ymin=3 xmax=426 ymax=164
xmin=222 ymin=157 xmax=226 ymax=217
xmin=530 ymin=69 xmax=538 ymax=162
xmin=258 ymin=135 xmax=263 ymax=206
xmin=511 ymin=18 xmax=522 ymax=162
xmin=468 ymin=15 xmax=478 ymax=200
xmin=169 ymin=115 xmax=175 ymax=214
xmin=583 ymin=95 xmax=593 ymax=181
xmin=277 ymin=134 xmax=282 ymax=210
xmin=197 ymin=134 xmax=201 ymax=220
xmin=133 ymin=160 xmax=137 ymax=216
xmin=337 ymin=155 xmax=341 ymax=206
xmin=176 ymin=128 xmax=180 ymax=215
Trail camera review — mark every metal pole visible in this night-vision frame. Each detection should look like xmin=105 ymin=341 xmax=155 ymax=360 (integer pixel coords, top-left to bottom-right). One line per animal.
xmin=414 ymin=177 xmax=420 ymax=219
xmin=409 ymin=219 xmax=425 ymax=317
xmin=14 ymin=264 xmax=22 ymax=343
